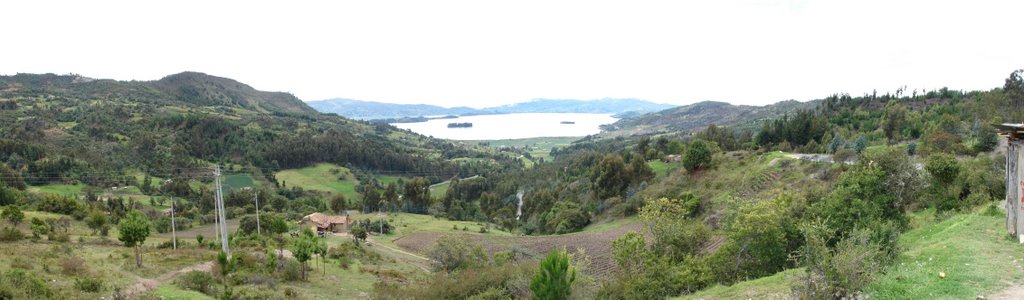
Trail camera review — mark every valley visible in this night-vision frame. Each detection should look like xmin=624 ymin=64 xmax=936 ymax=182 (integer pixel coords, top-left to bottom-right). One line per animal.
xmin=0 ymin=70 xmax=1021 ymax=300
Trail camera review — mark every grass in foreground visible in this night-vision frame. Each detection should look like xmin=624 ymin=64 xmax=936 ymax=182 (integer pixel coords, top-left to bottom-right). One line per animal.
xmin=676 ymin=206 xmax=1024 ymax=299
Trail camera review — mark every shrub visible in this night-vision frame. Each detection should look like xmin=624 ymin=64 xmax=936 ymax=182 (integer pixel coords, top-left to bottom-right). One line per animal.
xmin=795 ymin=222 xmax=886 ymax=299
xmin=61 ymin=257 xmax=88 ymax=276
xmin=0 ymin=227 xmax=24 ymax=242
xmin=74 ymin=276 xmax=105 ymax=292
xmin=683 ymin=139 xmax=713 ymax=172
xmin=281 ymin=260 xmax=303 ymax=282
xmin=428 ymin=235 xmax=489 ymax=272
xmin=1 ymin=269 xmax=52 ymax=298
xmin=531 ymin=250 xmax=577 ymax=300
xmin=176 ymin=271 xmax=217 ymax=296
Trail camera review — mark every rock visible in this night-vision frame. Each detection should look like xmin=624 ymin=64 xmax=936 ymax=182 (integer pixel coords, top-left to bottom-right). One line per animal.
xmin=977 ymin=295 xmax=986 ymax=300
xmin=939 ymin=272 xmax=946 ymax=279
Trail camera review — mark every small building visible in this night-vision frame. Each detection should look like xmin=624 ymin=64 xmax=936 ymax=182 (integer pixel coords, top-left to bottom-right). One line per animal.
xmin=663 ymin=154 xmax=682 ymax=163
xmin=998 ymin=123 xmax=1024 ymax=242
xmin=300 ymin=212 xmax=352 ymax=233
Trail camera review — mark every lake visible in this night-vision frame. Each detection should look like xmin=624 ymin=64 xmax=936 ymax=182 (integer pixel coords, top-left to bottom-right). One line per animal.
xmin=392 ymin=113 xmax=618 ymax=140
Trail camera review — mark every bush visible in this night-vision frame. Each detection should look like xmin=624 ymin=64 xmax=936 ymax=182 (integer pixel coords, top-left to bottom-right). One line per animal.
xmin=1 ymin=269 xmax=51 ymax=298
xmin=175 ymin=271 xmax=217 ymax=295
xmin=61 ymin=257 xmax=88 ymax=276
xmin=683 ymin=139 xmax=713 ymax=172
xmin=281 ymin=260 xmax=303 ymax=282
xmin=428 ymin=235 xmax=489 ymax=272
xmin=0 ymin=227 xmax=23 ymax=242
xmin=531 ymin=250 xmax=577 ymax=300
xmin=795 ymin=222 xmax=886 ymax=299
xmin=74 ymin=276 xmax=105 ymax=292
xmin=545 ymin=201 xmax=590 ymax=234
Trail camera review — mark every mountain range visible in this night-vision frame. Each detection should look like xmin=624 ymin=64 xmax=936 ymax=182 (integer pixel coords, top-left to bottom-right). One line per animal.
xmin=307 ymin=98 xmax=676 ymax=120
xmin=600 ymin=100 xmax=817 ymax=136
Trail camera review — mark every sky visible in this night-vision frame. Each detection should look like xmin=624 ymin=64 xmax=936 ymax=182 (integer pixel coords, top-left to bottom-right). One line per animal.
xmin=2 ymin=0 xmax=1023 ymax=108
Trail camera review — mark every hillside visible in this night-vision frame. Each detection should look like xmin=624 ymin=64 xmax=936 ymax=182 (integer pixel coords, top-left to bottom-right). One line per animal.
xmin=601 ymin=100 xmax=816 ymax=136
xmin=0 ymin=72 xmax=315 ymax=114
xmin=151 ymin=72 xmax=316 ymax=114
xmin=308 ymin=97 xmax=675 ymax=120
xmin=0 ymin=72 xmax=502 ymax=188
xmin=307 ymin=98 xmax=478 ymax=119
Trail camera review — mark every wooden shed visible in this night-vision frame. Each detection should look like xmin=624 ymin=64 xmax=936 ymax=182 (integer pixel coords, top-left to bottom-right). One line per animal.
xmin=999 ymin=123 xmax=1024 ymax=242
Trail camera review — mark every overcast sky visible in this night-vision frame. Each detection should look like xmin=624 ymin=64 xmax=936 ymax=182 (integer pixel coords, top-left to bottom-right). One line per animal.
xmin=2 ymin=0 xmax=1022 ymax=108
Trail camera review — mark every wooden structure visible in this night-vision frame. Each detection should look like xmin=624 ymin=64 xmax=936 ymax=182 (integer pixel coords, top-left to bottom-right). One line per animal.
xmin=300 ymin=212 xmax=352 ymax=233
xmin=999 ymin=123 xmax=1024 ymax=242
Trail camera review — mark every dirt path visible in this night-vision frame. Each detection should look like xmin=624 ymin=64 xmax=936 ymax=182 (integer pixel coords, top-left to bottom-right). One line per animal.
xmin=987 ymin=284 xmax=1024 ymax=299
xmin=120 ymin=261 xmax=214 ymax=299
xmin=370 ymin=236 xmax=434 ymax=272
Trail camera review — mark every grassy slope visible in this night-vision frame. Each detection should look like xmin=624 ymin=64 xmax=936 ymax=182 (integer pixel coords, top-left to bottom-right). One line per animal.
xmin=648 ymin=160 xmax=682 ymax=178
xmin=679 ymin=206 xmax=1024 ymax=299
xmin=274 ymin=163 xmax=408 ymax=201
xmin=274 ymin=163 xmax=359 ymax=199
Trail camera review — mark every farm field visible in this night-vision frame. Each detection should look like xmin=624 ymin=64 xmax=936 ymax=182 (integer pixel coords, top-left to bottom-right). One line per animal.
xmin=392 ymin=215 xmax=642 ymax=278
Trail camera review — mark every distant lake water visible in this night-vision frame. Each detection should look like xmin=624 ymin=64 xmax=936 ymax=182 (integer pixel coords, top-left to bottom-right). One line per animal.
xmin=393 ymin=113 xmax=618 ymax=140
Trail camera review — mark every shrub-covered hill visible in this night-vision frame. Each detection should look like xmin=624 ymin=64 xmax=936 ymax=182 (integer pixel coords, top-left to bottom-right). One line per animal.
xmin=0 ymin=72 xmax=510 ymax=187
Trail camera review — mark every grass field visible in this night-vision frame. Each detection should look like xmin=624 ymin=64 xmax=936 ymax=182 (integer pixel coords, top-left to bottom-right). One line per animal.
xmin=865 ymin=208 xmax=1024 ymax=298
xmin=274 ymin=163 xmax=359 ymax=199
xmin=27 ymin=183 xmax=85 ymax=195
xmin=147 ymin=283 xmax=215 ymax=300
xmin=675 ymin=205 xmax=1024 ymax=299
xmin=648 ymin=160 xmax=682 ymax=178
xmin=275 ymin=164 xmax=409 ymax=201
xmin=221 ymin=174 xmax=257 ymax=193
xmin=429 ymin=181 xmax=450 ymax=199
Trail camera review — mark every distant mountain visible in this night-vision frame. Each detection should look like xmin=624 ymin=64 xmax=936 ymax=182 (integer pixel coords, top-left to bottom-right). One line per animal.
xmin=0 ymin=71 xmax=316 ymax=114
xmin=307 ymin=98 xmax=477 ymax=119
xmin=307 ymin=98 xmax=675 ymax=120
xmin=601 ymin=100 xmax=818 ymax=136
xmin=486 ymin=98 xmax=676 ymax=114
xmin=152 ymin=72 xmax=316 ymax=114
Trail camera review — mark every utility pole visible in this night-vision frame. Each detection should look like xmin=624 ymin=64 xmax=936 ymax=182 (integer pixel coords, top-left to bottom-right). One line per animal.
xmin=254 ymin=190 xmax=261 ymax=235
xmin=170 ymin=198 xmax=177 ymax=250
xmin=214 ymin=165 xmax=229 ymax=255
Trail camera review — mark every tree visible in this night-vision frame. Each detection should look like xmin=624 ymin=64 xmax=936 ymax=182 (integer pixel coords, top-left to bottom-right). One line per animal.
xmin=141 ymin=174 xmax=153 ymax=195
xmin=0 ymin=164 xmax=25 ymax=190
xmin=594 ymin=154 xmax=628 ymax=199
xmin=853 ymin=136 xmax=868 ymax=154
xmin=531 ymin=249 xmax=577 ymax=300
xmin=85 ymin=210 xmax=109 ymax=236
xmin=291 ymin=228 xmax=319 ymax=280
xmin=350 ymin=225 xmax=368 ymax=244
xmin=1005 ymin=69 xmax=1024 ymax=122
xmin=683 ymin=139 xmax=712 ymax=172
xmin=403 ymin=177 xmax=431 ymax=214
xmin=383 ymin=182 xmax=399 ymax=211
xmin=925 ymin=153 xmax=960 ymax=185
xmin=2 ymin=205 xmax=23 ymax=226
xmin=330 ymin=193 xmax=347 ymax=214
xmin=627 ymin=154 xmax=654 ymax=185
xmin=216 ymin=251 xmax=236 ymax=299
xmin=30 ymin=217 xmax=48 ymax=240
xmin=361 ymin=183 xmax=380 ymax=213
xmin=267 ymin=215 xmax=289 ymax=271
xmin=118 ymin=210 xmax=151 ymax=268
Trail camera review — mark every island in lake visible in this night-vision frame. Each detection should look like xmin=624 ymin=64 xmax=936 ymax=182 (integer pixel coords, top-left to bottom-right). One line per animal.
xmin=560 ymin=121 xmax=575 ymax=124
xmin=447 ymin=122 xmax=473 ymax=128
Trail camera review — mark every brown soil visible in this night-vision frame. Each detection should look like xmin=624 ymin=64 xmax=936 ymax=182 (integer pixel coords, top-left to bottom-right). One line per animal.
xmin=394 ymin=222 xmax=644 ymax=278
